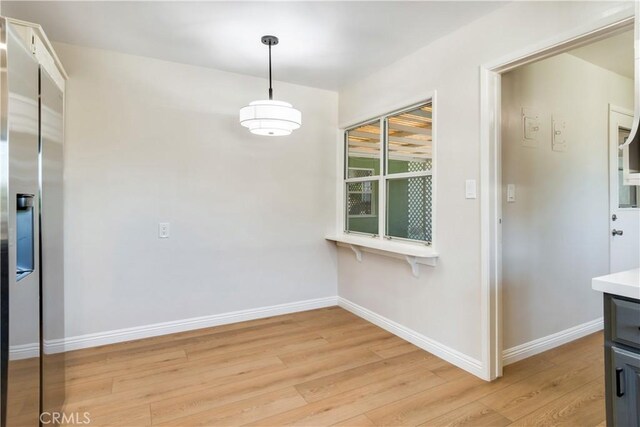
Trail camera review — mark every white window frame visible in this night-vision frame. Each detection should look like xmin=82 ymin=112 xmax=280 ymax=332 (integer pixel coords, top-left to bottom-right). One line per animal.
xmin=341 ymin=96 xmax=437 ymax=248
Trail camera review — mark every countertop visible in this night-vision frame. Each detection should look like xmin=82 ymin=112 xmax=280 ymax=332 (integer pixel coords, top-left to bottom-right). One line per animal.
xmin=592 ymin=268 xmax=640 ymax=300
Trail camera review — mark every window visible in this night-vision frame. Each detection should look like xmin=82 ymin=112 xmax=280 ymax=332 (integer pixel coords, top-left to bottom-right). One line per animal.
xmin=618 ymin=127 xmax=639 ymax=208
xmin=344 ymin=101 xmax=434 ymax=244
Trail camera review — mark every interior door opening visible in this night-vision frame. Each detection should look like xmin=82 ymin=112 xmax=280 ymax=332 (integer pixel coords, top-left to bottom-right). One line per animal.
xmin=498 ymin=25 xmax=638 ymax=370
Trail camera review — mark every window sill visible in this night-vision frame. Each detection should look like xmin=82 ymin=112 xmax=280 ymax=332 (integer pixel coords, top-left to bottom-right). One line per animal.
xmin=325 ymin=234 xmax=439 ymax=277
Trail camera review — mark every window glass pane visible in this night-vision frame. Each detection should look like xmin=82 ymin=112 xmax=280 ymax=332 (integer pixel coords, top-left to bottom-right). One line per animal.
xmin=387 ymin=104 xmax=432 ymax=174
xmin=618 ymin=127 xmax=640 ymax=208
xmin=346 ymin=180 xmax=379 ymax=235
xmin=386 ymin=176 xmax=432 ymax=243
xmin=347 ymin=121 xmax=380 ymax=177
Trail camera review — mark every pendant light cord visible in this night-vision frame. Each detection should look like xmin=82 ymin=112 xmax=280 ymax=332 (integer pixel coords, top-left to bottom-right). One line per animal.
xmin=268 ymin=43 xmax=273 ymax=100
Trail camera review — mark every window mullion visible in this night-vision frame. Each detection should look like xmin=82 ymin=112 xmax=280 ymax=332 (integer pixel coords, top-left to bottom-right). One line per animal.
xmin=378 ymin=117 xmax=386 ymax=241
xmin=345 ymin=175 xmax=379 ymax=183
xmin=385 ymin=171 xmax=432 ymax=180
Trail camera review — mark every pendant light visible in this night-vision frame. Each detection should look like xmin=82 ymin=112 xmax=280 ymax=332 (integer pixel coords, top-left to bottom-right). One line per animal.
xmin=239 ymin=35 xmax=302 ymax=136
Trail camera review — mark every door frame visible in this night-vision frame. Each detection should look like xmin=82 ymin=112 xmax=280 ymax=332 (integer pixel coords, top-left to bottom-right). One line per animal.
xmin=479 ymin=10 xmax=635 ymax=380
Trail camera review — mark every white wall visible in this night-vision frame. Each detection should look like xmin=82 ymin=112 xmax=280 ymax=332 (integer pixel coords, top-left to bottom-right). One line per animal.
xmin=501 ymin=53 xmax=633 ymax=351
xmin=56 ymin=43 xmax=338 ymax=339
xmin=336 ymin=0 xmax=634 ymax=367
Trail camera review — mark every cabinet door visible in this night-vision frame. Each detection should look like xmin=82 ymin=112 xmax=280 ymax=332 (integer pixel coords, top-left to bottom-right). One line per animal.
xmin=611 ymin=347 xmax=640 ymax=427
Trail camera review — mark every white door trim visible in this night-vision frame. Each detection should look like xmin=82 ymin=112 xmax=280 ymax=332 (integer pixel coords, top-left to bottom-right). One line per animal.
xmin=479 ymin=8 xmax=635 ymax=380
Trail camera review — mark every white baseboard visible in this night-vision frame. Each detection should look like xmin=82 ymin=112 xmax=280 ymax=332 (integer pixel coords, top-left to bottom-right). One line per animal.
xmin=16 ymin=298 xmax=599 ymax=380
xmin=337 ymin=297 xmax=485 ymax=379
xmin=46 ymin=296 xmax=338 ymax=353
xmin=502 ymin=317 xmax=604 ymax=366
xmin=9 ymin=342 xmax=39 ymax=360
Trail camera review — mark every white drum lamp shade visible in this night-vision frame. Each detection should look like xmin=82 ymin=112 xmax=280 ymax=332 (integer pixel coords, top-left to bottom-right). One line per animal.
xmin=239 ymin=35 xmax=302 ymax=136
xmin=239 ymin=100 xmax=302 ymax=136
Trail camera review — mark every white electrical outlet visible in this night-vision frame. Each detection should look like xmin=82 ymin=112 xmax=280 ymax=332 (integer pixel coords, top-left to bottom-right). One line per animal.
xmin=158 ymin=222 xmax=170 ymax=239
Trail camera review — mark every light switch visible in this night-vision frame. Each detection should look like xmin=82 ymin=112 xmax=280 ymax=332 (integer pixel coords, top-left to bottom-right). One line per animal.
xmin=522 ymin=108 xmax=540 ymax=148
xmin=465 ymin=179 xmax=477 ymax=199
xmin=552 ymin=115 xmax=567 ymax=152
xmin=158 ymin=222 xmax=170 ymax=239
xmin=507 ymin=184 xmax=516 ymax=203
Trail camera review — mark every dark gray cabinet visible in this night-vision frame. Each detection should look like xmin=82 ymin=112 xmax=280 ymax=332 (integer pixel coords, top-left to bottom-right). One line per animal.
xmin=605 ymin=294 xmax=640 ymax=427
xmin=610 ymin=347 xmax=640 ymax=426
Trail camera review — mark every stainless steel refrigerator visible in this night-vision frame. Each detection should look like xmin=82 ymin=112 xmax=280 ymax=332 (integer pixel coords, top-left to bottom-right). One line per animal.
xmin=0 ymin=16 xmax=65 ymax=426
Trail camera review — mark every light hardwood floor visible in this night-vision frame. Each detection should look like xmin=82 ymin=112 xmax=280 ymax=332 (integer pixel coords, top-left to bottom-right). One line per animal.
xmin=59 ymin=307 xmax=606 ymax=426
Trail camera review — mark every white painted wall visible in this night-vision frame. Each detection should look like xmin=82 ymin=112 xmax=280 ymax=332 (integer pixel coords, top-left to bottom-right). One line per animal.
xmin=336 ymin=1 xmax=634 ymax=364
xmin=56 ymin=43 xmax=338 ymax=339
xmin=501 ymin=53 xmax=633 ymax=350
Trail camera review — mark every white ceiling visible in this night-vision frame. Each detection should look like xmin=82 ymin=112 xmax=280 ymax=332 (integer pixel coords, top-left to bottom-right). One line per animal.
xmin=2 ymin=1 xmax=504 ymax=91
xmin=568 ymin=29 xmax=635 ymax=79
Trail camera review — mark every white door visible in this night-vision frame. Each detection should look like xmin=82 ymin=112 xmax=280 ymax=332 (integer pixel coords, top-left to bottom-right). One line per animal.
xmin=609 ymin=106 xmax=640 ymax=272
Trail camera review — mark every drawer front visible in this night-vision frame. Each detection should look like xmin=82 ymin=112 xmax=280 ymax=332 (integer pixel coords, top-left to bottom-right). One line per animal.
xmin=612 ymin=298 xmax=640 ymax=349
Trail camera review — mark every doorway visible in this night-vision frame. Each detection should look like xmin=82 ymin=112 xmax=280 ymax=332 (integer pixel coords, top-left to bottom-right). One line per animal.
xmin=480 ymin=12 xmax=637 ymax=380
xmin=609 ymin=106 xmax=640 ymax=272
xmin=499 ymin=31 xmax=636 ymax=365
